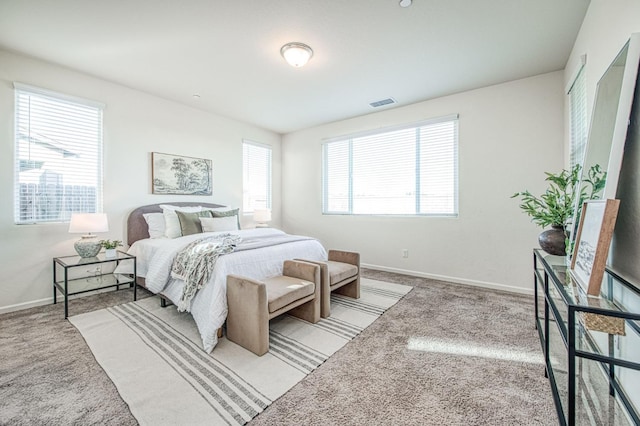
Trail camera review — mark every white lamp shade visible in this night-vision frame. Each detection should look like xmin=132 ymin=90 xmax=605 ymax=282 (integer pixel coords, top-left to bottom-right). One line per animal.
xmin=253 ymin=209 xmax=272 ymax=223
xmin=280 ymin=42 xmax=313 ymax=68
xmin=68 ymin=213 xmax=109 ymax=234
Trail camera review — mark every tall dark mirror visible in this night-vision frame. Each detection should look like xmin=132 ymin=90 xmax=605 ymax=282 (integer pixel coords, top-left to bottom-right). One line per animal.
xmin=569 ymin=34 xmax=640 ymax=261
xmin=611 ymin=49 xmax=640 ymax=291
xmin=574 ymin=34 xmax=640 ymax=417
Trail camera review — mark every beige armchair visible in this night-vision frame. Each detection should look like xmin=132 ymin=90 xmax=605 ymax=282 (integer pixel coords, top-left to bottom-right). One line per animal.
xmin=300 ymin=249 xmax=360 ymax=318
xmin=226 ymin=260 xmax=321 ymax=356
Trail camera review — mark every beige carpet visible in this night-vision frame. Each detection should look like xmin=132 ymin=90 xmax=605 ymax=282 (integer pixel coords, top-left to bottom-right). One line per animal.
xmin=0 ymin=270 xmax=564 ymax=425
xmin=68 ymin=278 xmax=412 ymax=425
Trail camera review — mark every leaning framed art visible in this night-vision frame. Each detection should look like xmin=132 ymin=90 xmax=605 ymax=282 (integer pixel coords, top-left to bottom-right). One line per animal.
xmin=151 ymin=152 xmax=213 ymax=195
xmin=570 ymin=199 xmax=620 ymax=296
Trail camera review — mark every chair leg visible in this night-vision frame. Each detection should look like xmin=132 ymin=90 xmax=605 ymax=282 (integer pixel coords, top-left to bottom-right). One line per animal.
xmin=284 ymin=260 xmax=321 ymax=323
xmin=318 ymin=263 xmax=331 ymax=319
xmin=334 ymin=277 xmax=360 ymax=299
xmin=226 ymin=275 xmax=269 ymax=356
xmin=289 ymin=297 xmax=321 ymax=323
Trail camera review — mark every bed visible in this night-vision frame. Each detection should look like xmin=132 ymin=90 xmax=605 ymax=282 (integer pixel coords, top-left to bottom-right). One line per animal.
xmin=124 ymin=203 xmax=328 ymax=352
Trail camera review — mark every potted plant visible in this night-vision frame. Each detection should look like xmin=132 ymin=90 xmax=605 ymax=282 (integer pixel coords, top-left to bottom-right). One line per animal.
xmin=512 ymin=164 xmax=606 ymax=256
xmin=99 ymin=239 xmax=122 ymax=258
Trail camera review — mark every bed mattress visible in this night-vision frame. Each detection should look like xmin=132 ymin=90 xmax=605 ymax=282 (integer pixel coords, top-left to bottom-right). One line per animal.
xmin=122 ymin=228 xmax=327 ymax=352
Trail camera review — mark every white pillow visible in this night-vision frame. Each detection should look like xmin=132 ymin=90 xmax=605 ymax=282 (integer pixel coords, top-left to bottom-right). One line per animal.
xmin=159 ymin=204 xmax=203 ymax=238
xmin=200 ymin=216 xmax=239 ymax=232
xmin=142 ymin=212 xmax=166 ymax=239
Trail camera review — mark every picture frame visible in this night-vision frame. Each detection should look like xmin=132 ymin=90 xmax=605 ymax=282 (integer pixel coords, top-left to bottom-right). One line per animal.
xmin=570 ymin=199 xmax=620 ymax=296
xmin=151 ymin=152 xmax=213 ymax=195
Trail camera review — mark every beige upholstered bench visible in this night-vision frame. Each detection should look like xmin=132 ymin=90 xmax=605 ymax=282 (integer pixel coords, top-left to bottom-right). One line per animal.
xmin=300 ymin=250 xmax=360 ymax=318
xmin=226 ymin=260 xmax=321 ymax=356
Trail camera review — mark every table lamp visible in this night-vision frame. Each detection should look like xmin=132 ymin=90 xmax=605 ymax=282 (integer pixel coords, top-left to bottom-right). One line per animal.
xmin=253 ymin=209 xmax=272 ymax=228
xmin=68 ymin=213 xmax=109 ymax=257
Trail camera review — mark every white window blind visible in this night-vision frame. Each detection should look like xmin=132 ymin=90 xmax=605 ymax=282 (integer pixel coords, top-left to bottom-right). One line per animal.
xmin=243 ymin=140 xmax=272 ymax=213
xmin=14 ymin=84 xmax=104 ymax=224
xmin=323 ymin=115 xmax=458 ymax=216
xmin=569 ymin=66 xmax=587 ymax=168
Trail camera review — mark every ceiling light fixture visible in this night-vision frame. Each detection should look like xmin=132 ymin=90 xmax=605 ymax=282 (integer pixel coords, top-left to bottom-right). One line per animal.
xmin=399 ymin=0 xmax=412 ymax=7
xmin=280 ymin=42 xmax=313 ymax=68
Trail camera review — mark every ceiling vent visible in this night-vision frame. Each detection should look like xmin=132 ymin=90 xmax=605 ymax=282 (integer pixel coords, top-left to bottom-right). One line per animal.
xmin=369 ymin=98 xmax=396 ymax=108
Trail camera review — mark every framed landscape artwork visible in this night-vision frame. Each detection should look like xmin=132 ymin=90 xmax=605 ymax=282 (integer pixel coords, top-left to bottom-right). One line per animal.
xmin=152 ymin=152 xmax=213 ymax=195
xmin=570 ymin=199 xmax=620 ymax=296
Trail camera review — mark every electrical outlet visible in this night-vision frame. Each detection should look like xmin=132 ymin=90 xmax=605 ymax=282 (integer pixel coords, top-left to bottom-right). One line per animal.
xmin=402 ymin=249 xmax=409 ymax=258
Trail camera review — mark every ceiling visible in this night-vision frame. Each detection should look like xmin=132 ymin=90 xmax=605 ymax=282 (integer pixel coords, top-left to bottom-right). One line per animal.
xmin=0 ymin=0 xmax=590 ymax=134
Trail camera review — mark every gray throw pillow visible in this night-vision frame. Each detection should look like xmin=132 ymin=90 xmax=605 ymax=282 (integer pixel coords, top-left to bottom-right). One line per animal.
xmin=176 ymin=210 xmax=213 ymax=236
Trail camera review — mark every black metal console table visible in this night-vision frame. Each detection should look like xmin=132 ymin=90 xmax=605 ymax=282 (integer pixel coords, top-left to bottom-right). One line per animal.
xmin=534 ymin=249 xmax=640 ymax=425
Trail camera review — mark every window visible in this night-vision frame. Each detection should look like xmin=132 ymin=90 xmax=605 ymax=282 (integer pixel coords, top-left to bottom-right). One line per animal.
xmin=569 ymin=65 xmax=587 ymax=168
xmin=323 ymin=115 xmax=458 ymax=216
xmin=14 ymin=84 xmax=104 ymax=224
xmin=243 ymin=140 xmax=272 ymax=213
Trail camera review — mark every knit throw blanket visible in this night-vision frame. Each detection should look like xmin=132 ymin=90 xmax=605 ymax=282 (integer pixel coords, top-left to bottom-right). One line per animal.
xmin=171 ymin=234 xmax=242 ymax=312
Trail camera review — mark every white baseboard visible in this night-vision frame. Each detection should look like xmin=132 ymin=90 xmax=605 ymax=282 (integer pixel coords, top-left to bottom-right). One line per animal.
xmin=2 ymin=267 xmax=531 ymax=315
xmin=0 ymin=297 xmax=53 ymax=315
xmin=0 ymin=286 xmax=133 ymax=315
xmin=362 ymin=263 xmax=533 ymax=296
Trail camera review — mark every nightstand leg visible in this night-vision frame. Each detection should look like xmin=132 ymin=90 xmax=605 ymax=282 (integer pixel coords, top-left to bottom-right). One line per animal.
xmin=53 ymin=260 xmax=57 ymax=305
xmin=133 ymin=256 xmax=138 ymax=301
xmin=64 ymin=268 xmax=69 ymax=319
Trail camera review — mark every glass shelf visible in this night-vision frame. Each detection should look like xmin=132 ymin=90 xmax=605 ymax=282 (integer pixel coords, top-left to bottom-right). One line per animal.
xmin=54 ymin=250 xmax=135 ymax=267
xmin=54 ymin=273 xmax=134 ymax=295
xmin=535 ymin=250 xmax=640 ymax=317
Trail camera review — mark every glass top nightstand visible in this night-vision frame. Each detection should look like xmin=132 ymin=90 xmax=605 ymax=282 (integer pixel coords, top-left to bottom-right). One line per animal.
xmin=53 ymin=250 xmax=137 ymax=318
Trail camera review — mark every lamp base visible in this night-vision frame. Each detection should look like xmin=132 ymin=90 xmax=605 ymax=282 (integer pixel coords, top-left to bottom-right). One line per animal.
xmin=74 ymin=236 xmax=101 ymax=258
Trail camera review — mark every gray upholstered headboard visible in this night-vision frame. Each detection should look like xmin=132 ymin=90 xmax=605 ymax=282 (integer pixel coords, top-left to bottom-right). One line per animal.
xmin=126 ymin=202 xmax=226 ymax=246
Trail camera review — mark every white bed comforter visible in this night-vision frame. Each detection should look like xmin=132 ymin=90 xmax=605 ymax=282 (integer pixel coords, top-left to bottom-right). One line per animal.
xmin=125 ymin=228 xmax=327 ymax=352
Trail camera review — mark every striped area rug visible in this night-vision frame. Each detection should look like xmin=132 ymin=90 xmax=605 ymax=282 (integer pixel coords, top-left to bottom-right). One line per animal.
xmin=69 ymin=278 xmax=411 ymax=425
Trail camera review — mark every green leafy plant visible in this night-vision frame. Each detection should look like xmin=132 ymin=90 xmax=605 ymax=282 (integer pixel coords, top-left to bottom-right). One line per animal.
xmin=99 ymin=239 xmax=122 ymax=249
xmin=511 ymin=164 xmax=606 ymax=228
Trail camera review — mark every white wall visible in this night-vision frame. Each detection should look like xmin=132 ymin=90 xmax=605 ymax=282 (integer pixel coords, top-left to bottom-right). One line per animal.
xmin=281 ymin=72 xmax=564 ymax=293
xmin=0 ymin=50 xmax=281 ymax=313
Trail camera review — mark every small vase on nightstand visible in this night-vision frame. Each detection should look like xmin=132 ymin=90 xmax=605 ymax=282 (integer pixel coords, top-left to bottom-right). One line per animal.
xmin=104 ymin=248 xmax=117 ymax=258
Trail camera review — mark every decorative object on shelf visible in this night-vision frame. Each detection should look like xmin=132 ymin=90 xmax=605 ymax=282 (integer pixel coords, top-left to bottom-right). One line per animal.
xmin=537 ymin=225 xmax=566 ymax=256
xmin=570 ymin=199 xmax=620 ymax=296
xmin=253 ymin=208 xmax=272 ymax=228
xmin=68 ymin=213 xmax=109 ymax=258
xmin=572 ymin=279 xmax=626 ymax=335
xmin=152 ymin=152 xmax=212 ymax=195
xmin=581 ymin=311 xmax=626 ymax=336
xmin=582 ymin=313 xmax=626 ymax=335
xmin=280 ymin=42 xmax=313 ymax=68
xmin=99 ymin=239 xmax=122 ymax=258
xmin=512 ymin=164 xmax=606 ymax=256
